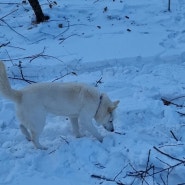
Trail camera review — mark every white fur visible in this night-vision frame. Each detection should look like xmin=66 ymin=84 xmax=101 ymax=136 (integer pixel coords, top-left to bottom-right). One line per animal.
xmin=0 ymin=61 xmax=119 ymax=149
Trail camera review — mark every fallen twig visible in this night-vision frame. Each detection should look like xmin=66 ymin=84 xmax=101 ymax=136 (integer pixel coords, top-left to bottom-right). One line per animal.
xmin=9 ymin=61 xmax=36 ymax=84
xmin=161 ymin=98 xmax=184 ymax=107
xmin=158 ymin=143 xmax=184 ymax=148
xmin=142 ymin=149 xmax=151 ymax=184
xmin=153 ymin=146 xmax=184 ymax=163
xmin=59 ymin=34 xmax=80 ymax=44
xmin=0 ymin=10 xmax=29 ymax=41
xmin=0 ymin=42 xmax=10 ymax=48
xmin=91 ymin=164 xmax=128 ymax=185
xmin=95 ymin=77 xmax=103 ymax=87
xmin=0 ymin=9 xmax=18 ymax=19
xmin=114 ymin=131 xmax=126 ymax=135
xmin=51 ymin=71 xmax=77 ymax=82
xmin=54 ymin=17 xmax=70 ymax=38
xmin=170 ymin=95 xmax=185 ymax=102
xmin=2 ymin=49 xmax=63 ymax=63
xmin=0 ymin=3 xmax=20 ymax=5
xmin=128 ymin=161 xmax=154 ymax=185
xmin=8 ymin=76 xmax=36 ymax=84
xmin=91 ymin=174 xmax=125 ymax=185
xmin=176 ymin=111 xmax=185 ymax=116
xmin=60 ymin=136 xmax=69 ymax=145
xmin=170 ymin=130 xmax=179 ymax=142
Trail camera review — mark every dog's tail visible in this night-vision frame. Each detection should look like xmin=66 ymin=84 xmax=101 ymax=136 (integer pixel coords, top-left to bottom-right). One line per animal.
xmin=0 ymin=61 xmax=21 ymax=102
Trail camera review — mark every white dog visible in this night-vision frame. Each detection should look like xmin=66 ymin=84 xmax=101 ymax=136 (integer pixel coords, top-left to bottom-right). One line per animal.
xmin=0 ymin=61 xmax=119 ymax=149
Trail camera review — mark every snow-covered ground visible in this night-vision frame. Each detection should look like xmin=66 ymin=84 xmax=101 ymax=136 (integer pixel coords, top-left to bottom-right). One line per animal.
xmin=0 ymin=0 xmax=185 ymax=184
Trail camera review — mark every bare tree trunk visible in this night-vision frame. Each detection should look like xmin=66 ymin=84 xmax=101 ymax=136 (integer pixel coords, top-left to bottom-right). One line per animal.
xmin=168 ymin=0 xmax=171 ymax=11
xmin=28 ymin=0 xmax=49 ymax=23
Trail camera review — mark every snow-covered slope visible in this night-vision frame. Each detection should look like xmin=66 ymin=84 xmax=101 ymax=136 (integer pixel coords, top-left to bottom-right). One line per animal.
xmin=0 ymin=0 xmax=185 ymax=184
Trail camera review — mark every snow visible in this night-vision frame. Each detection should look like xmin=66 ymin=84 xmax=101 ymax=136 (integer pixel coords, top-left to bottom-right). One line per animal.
xmin=0 ymin=0 xmax=185 ymax=184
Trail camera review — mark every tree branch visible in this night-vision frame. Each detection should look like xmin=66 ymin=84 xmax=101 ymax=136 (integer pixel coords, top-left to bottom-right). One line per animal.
xmin=153 ymin=146 xmax=184 ymax=163
xmin=91 ymin=174 xmax=125 ymax=185
xmin=2 ymin=48 xmax=63 ymax=63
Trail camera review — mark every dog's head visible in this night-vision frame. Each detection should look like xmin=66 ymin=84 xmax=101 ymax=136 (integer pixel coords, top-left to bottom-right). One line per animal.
xmin=95 ymin=94 xmax=119 ymax=132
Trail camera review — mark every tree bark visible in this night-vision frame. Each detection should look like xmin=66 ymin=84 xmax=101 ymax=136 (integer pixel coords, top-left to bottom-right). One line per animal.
xmin=28 ymin=0 xmax=49 ymax=23
xmin=168 ymin=0 xmax=171 ymax=11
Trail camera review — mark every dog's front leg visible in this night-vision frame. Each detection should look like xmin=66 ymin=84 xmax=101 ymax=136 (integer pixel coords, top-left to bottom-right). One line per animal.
xmin=79 ymin=116 xmax=103 ymax=142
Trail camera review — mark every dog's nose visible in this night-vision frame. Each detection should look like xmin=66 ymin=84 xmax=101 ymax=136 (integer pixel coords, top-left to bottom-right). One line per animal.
xmin=111 ymin=128 xmax=114 ymax=132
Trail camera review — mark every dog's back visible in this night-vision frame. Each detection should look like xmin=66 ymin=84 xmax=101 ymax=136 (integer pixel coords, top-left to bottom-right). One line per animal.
xmin=18 ymin=82 xmax=100 ymax=117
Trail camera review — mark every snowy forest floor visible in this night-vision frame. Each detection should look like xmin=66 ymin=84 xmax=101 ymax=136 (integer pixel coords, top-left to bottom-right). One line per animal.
xmin=0 ymin=0 xmax=185 ymax=185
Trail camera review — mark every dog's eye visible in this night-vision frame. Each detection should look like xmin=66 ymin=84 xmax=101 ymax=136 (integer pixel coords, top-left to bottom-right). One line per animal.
xmin=109 ymin=113 xmax=114 ymax=123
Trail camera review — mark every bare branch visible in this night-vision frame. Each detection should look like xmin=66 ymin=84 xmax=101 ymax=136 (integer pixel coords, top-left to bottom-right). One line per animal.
xmin=153 ymin=146 xmax=184 ymax=163
xmin=0 ymin=9 xmax=18 ymax=20
xmin=161 ymin=98 xmax=184 ymax=107
xmin=2 ymin=49 xmax=63 ymax=63
xmin=0 ymin=19 xmax=29 ymax=40
xmin=95 ymin=77 xmax=103 ymax=87
xmin=91 ymin=174 xmax=125 ymax=185
xmin=59 ymin=34 xmax=80 ymax=44
xmin=0 ymin=42 xmax=10 ymax=48
xmin=170 ymin=130 xmax=179 ymax=142
xmin=51 ymin=72 xmax=77 ymax=82
xmin=9 ymin=61 xmax=36 ymax=84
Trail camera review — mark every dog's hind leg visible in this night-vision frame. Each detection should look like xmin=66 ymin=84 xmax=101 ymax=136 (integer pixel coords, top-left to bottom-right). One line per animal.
xmin=17 ymin=107 xmax=47 ymax=150
xmin=29 ymin=111 xmax=47 ymax=150
xmin=70 ymin=117 xmax=81 ymax=138
xmin=20 ymin=124 xmax=31 ymax=141
xmin=30 ymin=129 xmax=47 ymax=150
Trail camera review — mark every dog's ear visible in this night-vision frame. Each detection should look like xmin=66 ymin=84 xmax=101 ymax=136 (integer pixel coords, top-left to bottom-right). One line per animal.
xmin=108 ymin=100 xmax=120 ymax=113
xmin=114 ymin=100 xmax=120 ymax=107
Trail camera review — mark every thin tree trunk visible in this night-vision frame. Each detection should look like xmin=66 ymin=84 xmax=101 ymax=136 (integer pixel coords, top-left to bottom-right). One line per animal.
xmin=28 ymin=0 xmax=49 ymax=23
xmin=168 ymin=0 xmax=171 ymax=11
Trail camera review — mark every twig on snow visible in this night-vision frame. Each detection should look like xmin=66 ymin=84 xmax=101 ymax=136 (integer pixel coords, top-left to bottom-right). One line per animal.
xmin=59 ymin=34 xmax=80 ymax=44
xmin=9 ymin=61 xmax=36 ymax=84
xmin=0 ymin=3 xmax=20 ymax=5
xmin=161 ymin=98 xmax=184 ymax=107
xmin=0 ymin=41 xmax=25 ymax=51
xmin=51 ymin=71 xmax=77 ymax=82
xmin=60 ymin=136 xmax=70 ymax=145
xmin=54 ymin=17 xmax=70 ymax=39
xmin=158 ymin=143 xmax=184 ymax=148
xmin=153 ymin=146 xmax=184 ymax=163
xmin=2 ymin=48 xmax=63 ymax=63
xmin=0 ymin=9 xmax=18 ymax=19
xmin=0 ymin=9 xmax=29 ymax=41
xmin=91 ymin=174 xmax=125 ymax=185
xmin=114 ymin=131 xmax=126 ymax=136
xmin=177 ymin=111 xmax=185 ymax=116
xmin=0 ymin=42 xmax=10 ymax=48
xmin=91 ymin=164 xmax=128 ymax=185
xmin=128 ymin=151 xmax=154 ymax=185
xmin=170 ymin=95 xmax=185 ymax=101
xmin=95 ymin=77 xmax=103 ymax=87
xmin=142 ymin=149 xmax=152 ymax=184
xmin=170 ymin=130 xmax=179 ymax=142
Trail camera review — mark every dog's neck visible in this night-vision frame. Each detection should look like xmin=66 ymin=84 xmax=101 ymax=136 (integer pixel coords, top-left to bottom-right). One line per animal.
xmin=95 ymin=94 xmax=103 ymax=118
